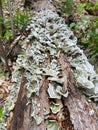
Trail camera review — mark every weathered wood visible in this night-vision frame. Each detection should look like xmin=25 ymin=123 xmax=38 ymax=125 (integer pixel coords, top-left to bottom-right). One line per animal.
xmin=58 ymin=53 xmax=98 ymax=130
xmin=10 ymin=76 xmax=28 ymax=130
xmin=65 ymin=87 xmax=98 ymax=130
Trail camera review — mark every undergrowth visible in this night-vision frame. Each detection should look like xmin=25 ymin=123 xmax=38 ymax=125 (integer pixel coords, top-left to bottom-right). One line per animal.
xmin=0 ymin=0 xmax=32 ymax=73
xmin=61 ymin=0 xmax=98 ymax=58
xmin=0 ymin=10 xmax=31 ymax=40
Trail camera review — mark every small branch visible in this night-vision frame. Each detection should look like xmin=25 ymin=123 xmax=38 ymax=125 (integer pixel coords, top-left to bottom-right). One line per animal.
xmin=0 ymin=40 xmax=11 ymax=75
xmin=7 ymin=0 xmax=15 ymax=38
xmin=6 ymin=35 xmax=21 ymax=57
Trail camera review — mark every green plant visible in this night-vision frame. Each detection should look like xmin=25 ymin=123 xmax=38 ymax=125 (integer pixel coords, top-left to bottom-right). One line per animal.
xmin=0 ymin=107 xmax=3 ymax=122
xmin=0 ymin=0 xmax=13 ymax=40
xmin=85 ymin=17 xmax=98 ymax=55
xmin=2 ymin=29 xmax=12 ymax=39
xmin=77 ymin=3 xmax=86 ymax=12
xmin=70 ymin=22 xmax=76 ymax=28
xmin=61 ymin=0 xmax=74 ymax=16
xmin=0 ymin=23 xmax=12 ymax=40
xmin=18 ymin=40 xmax=22 ymax=45
xmin=85 ymin=1 xmax=98 ymax=15
xmin=13 ymin=10 xmax=31 ymax=32
xmin=74 ymin=1 xmax=98 ymax=56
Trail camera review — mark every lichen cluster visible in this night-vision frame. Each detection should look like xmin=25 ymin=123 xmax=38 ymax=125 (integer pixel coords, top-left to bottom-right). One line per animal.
xmin=2 ymin=9 xmax=98 ymax=129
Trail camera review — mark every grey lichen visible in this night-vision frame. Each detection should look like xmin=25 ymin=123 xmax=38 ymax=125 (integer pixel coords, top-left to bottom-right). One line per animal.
xmin=2 ymin=8 xmax=98 ymax=129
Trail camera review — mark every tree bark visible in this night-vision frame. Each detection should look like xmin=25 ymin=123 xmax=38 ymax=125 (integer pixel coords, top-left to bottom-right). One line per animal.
xmin=0 ymin=0 xmax=5 ymax=36
xmin=8 ymin=0 xmax=98 ymax=130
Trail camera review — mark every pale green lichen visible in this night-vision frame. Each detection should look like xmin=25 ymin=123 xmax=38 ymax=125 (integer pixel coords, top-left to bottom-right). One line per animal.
xmin=31 ymin=100 xmax=42 ymax=125
xmin=46 ymin=120 xmax=60 ymax=130
xmin=50 ymin=101 xmax=63 ymax=114
xmin=2 ymin=8 xmax=98 ymax=129
xmin=0 ymin=123 xmax=6 ymax=130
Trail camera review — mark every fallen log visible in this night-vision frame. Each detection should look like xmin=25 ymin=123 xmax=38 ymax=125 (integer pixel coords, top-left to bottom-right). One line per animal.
xmin=3 ymin=0 xmax=98 ymax=130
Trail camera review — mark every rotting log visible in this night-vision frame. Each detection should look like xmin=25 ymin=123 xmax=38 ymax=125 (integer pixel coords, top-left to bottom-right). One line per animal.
xmin=6 ymin=0 xmax=98 ymax=130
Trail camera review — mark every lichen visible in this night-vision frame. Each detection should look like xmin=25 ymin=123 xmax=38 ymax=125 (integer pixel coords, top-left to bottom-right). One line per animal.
xmin=2 ymin=8 xmax=98 ymax=129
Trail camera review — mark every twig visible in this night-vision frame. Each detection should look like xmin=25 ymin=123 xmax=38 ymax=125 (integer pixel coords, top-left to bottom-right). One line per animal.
xmin=7 ymin=0 xmax=15 ymax=38
xmin=6 ymin=35 xmax=21 ymax=57
xmin=0 ymin=40 xmax=11 ymax=75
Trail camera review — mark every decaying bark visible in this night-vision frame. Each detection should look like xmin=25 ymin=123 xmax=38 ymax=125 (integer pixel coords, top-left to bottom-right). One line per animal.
xmin=65 ymin=86 xmax=98 ymax=130
xmin=8 ymin=0 xmax=98 ymax=130
xmin=10 ymin=76 xmax=27 ymax=130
